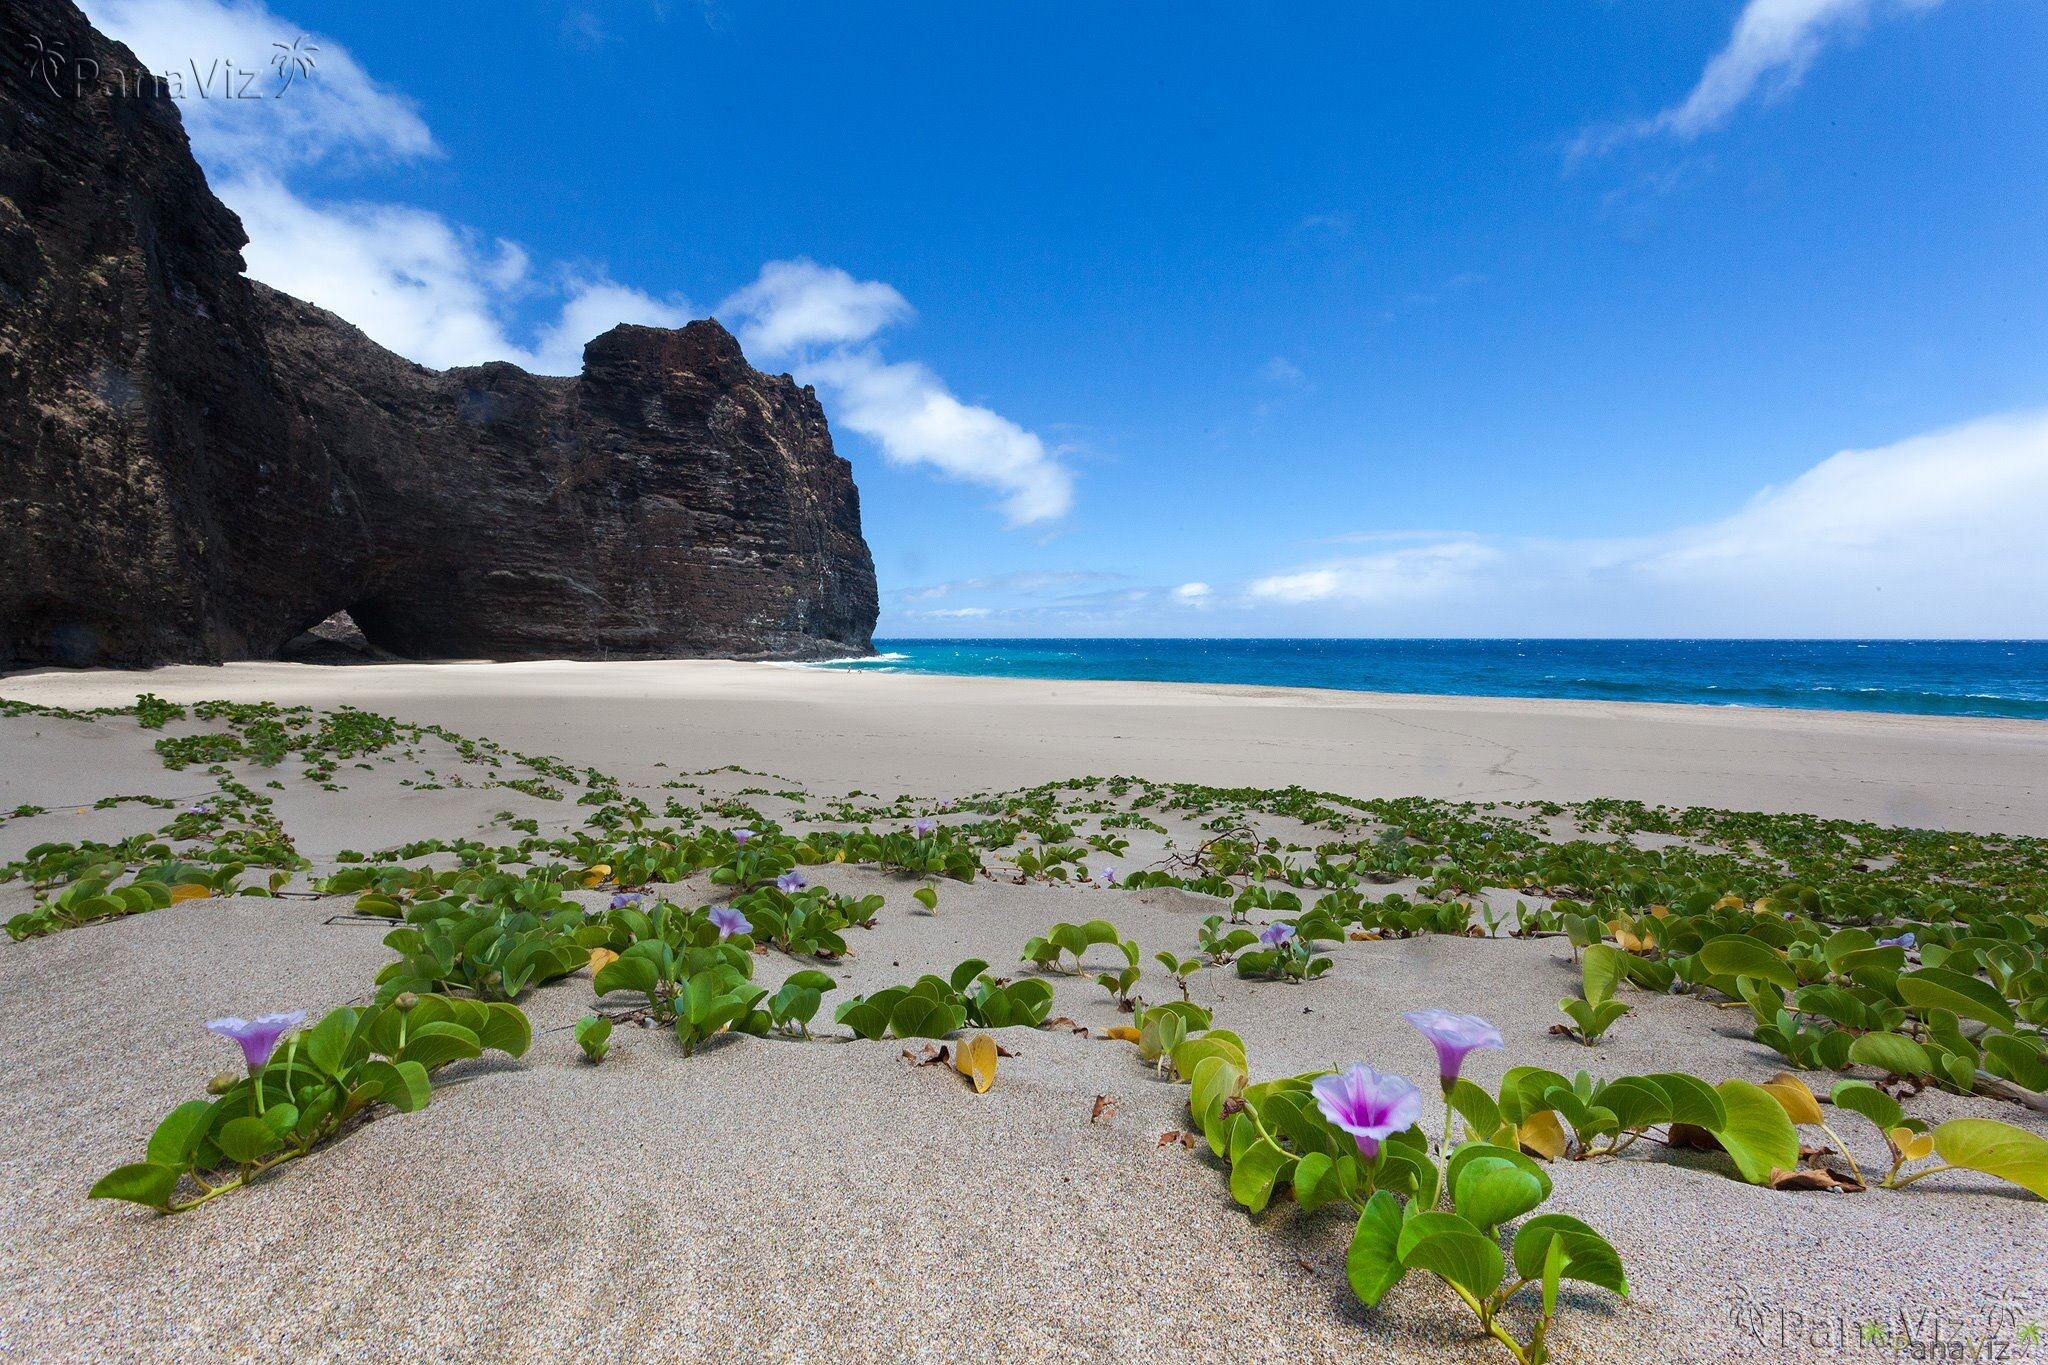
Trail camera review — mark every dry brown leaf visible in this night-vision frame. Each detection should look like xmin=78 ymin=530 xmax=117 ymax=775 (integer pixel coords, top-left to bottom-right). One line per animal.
xmin=1348 ymin=930 xmax=1383 ymax=941
xmin=1666 ymin=1122 xmax=1723 ymax=1152
xmin=955 ymin=1033 xmax=999 ymax=1093
xmin=1768 ymin=1166 xmax=1866 ymax=1193
xmin=1090 ymin=1095 xmax=1118 ymax=1124
xmin=1102 ymin=1026 xmax=1142 ymax=1044
xmin=902 ymin=1043 xmax=950 ymax=1067
xmin=1156 ymin=1130 xmax=1196 ymax=1149
xmin=587 ymin=947 xmax=619 ymax=975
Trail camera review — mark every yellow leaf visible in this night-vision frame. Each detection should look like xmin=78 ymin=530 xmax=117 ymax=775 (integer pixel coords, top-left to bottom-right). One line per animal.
xmin=1349 ymin=930 xmax=1383 ymax=941
xmin=1713 ymin=894 xmax=1746 ymax=911
xmin=954 ymin=1033 xmax=998 ymax=1093
xmin=1890 ymin=1127 xmax=1935 ymax=1162
xmin=1102 ymin=1026 xmax=1141 ymax=1043
xmin=1761 ymin=1072 xmax=1824 ymax=1127
xmin=580 ymin=864 xmax=612 ymax=889
xmin=1608 ymin=920 xmax=1656 ymax=953
xmin=588 ymin=947 xmax=619 ymax=975
xmin=1647 ymin=904 xmax=1671 ymax=919
xmin=834 ymin=850 xmax=847 ymax=863
xmin=1518 ymin=1110 xmax=1569 ymax=1161
xmin=169 ymin=884 xmax=211 ymax=903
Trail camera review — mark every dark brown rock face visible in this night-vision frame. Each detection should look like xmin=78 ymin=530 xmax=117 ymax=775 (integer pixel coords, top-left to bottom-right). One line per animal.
xmin=1 ymin=0 xmax=877 ymax=668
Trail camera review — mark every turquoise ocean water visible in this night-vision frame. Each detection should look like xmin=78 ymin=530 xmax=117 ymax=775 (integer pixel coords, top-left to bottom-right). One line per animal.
xmin=801 ymin=639 xmax=2048 ymax=720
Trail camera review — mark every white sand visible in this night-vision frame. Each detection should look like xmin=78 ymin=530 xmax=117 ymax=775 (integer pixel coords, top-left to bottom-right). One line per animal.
xmin=6 ymin=659 xmax=2046 ymax=832
xmin=1 ymin=662 xmax=2044 ymax=1363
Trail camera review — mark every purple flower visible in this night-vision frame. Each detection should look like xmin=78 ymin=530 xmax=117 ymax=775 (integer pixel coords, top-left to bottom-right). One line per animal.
xmin=1877 ymin=931 xmax=1916 ymax=950
xmin=1402 ymin=1008 xmax=1506 ymax=1087
xmin=938 ymin=800 xmax=955 ymax=812
xmin=610 ymin=891 xmax=643 ymax=910
xmin=708 ymin=905 xmax=751 ymax=939
xmin=913 ymin=819 xmax=935 ymax=838
xmin=1098 ymin=867 xmax=1118 ymax=886
xmin=205 ymin=1011 xmax=309 ymax=1071
xmin=187 ymin=803 xmax=213 ymax=816
xmin=777 ymin=871 xmax=807 ymax=894
xmin=1311 ymin=1063 xmax=1424 ymax=1159
xmin=1258 ymin=921 xmax=1295 ymax=949
xmin=732 ymin=828 xmax=753 ymax=847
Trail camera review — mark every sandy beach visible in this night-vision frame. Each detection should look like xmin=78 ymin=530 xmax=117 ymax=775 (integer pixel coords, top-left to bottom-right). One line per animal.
xmin=1 ymin=663 xmax=2044 ymax=1364
xmin=5 ymin=659 xmax=2045 ymax=832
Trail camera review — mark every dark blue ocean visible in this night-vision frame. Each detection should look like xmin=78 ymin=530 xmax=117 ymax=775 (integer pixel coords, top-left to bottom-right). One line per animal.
xmin=811 ymin=640 xmax=2048 ymax=720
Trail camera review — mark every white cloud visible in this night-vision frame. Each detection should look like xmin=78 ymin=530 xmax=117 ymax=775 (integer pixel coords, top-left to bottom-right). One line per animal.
xmin=1587 ymin=0 xmax=1944 ymax=149
xmin=1173 ymin=582 xmax=1213 ymax=604
xmin=83 ymin=1 xmax=1075 ymax=525
xmin=222 ymin=175 xmax=691 ymax=372
xmin=82 ymin=0 xmax=434 ymax=171
xmin=1249 ymin=540 xmax=1502 ymax=606
xmin=83 ymin=0 xmax=692 ymax=376
xmin=1234 ymin=411 xmax=2048 ymax=635
xmin=723 ymin=262 xmax=1075 ymax=525
xmin=910 ymin=607 xmax=992 ymax=620
xmin=723 ymin=259 xmax=911 ymax=354
xmin=1648 ymin=410 xmax=2048 ymax=581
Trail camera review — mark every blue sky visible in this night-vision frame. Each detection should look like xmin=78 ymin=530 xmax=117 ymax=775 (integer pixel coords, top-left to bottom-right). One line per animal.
xmin=82 ymin=0 xmax=2048 ymax=637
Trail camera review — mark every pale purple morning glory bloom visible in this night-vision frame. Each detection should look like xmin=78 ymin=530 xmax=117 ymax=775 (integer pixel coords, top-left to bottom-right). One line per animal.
xmin=777 ymin=871 xmax=806 ymax=893
xmin=913 ymin=819 xmax=935 ymax=838
xmin=610 ymin=891 xmax=642 ymax=910
xmin=938 ymin=800 xmax=955 ymax=812
xmin=732 ymin=828 xmax=753 ymax=847
xmin=1099 ymin=867 xmax=1118 ymax=885
xmin=708 ymin=905 xmax=751 ymax=939
xmin=187 ymin=803 xmax=212 ymax=816
xmin=1878 ymin=931 xmax=1916 ymax=950
xmin=1311 ymin=1063 xmax=1424 ymax=1159
xmin=1258 ymin=921 xmax=1295 ymax=949
xmin=1402 ymin=1008 xmax=1506 ymax=1087
xmin=205 ymin=1011 xmax=309 ymax=1071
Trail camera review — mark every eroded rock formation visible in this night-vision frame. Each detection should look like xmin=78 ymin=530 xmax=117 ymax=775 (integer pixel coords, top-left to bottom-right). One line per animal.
xmin=1 ymin=0 xmax=877 ymax=668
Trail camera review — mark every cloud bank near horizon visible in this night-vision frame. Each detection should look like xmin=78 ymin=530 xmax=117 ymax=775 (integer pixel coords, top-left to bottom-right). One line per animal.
xmin=883 ymin=412 xmax=2048 ymax=638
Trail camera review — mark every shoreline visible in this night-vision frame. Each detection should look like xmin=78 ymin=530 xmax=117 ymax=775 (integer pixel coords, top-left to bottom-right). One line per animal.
xmin=4 ymin=659 xmax=2045 ymax=834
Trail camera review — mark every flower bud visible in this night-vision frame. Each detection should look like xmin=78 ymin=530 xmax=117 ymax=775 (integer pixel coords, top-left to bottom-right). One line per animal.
xmin=206 ymin=1071 xmax=240 ymax=1095
xmin=393 ymin=991 xmax=419 ymax=1011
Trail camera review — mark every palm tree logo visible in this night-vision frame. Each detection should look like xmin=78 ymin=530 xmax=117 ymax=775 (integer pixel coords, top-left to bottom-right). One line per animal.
xmin=25 ymin=34 xmax=68 ymax=97
xmin=270 ymin=35 xmax=318 ymax=95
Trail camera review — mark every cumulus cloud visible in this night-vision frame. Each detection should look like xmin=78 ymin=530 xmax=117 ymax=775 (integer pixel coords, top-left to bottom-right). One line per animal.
xmin=1173 ymin=582 xmax=1212 ymax=605
xmin=82 ymin=0 xmax=692 ymax=376
xmin=1578 ymin=0 xmax=1943 ymax=154
xmin=219 ymin=175 xmax=691 ymax=372
xmin=722 ymin=262 xmax=1075 ymax=525
xmin=82 ymin=0 xmax=434 ymax=171
xmin=723 ymin=260 xmax=911 ymax=354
